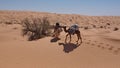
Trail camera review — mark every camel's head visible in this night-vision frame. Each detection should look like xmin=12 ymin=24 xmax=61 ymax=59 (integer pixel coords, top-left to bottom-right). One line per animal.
xmin=62 ymin=26 xmax=68 ymax=33
xmin=62 ymin=26 xmax=66 ymax=28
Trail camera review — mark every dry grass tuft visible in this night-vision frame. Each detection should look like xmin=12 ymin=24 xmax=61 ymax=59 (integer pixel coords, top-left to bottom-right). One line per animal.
xmin=113 ymin=27 xmax=119 ymax=31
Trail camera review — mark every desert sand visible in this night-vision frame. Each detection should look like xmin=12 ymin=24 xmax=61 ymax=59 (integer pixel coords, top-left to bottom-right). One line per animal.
xmin=0 ymin=11 xmax=120 ymax=68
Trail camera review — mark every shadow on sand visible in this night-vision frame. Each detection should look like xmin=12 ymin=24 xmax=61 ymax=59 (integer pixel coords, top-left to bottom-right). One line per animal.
xmin=50 ymin=37 xmax=61 ymax=42
xmin=59 ymin=42 xmax=82 ymax=53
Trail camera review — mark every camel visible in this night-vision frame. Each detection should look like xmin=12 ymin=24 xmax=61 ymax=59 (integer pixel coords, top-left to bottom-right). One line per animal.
xmin=63 ymin=26 xmax=82 ymax=44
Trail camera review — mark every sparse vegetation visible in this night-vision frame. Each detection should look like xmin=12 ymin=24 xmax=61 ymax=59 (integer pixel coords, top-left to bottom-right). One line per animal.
xmin=5 ymin=21 xmax=12 ymax=25
xmin=93 ymin=25 xmax=96 ymax=28
xmin=22 ymin=17 xmax=52 ymax=41
xmin=84 ymin=26 xmax=89 ymax=30
xmin=0 ymin=11 xmax=120 ymax=38
xmin=114 ymin=27 xmax=119 ymax=31
xmin=106 ymin=23 xmax=110 ymax=25
xmin=69 ymin=19 xmax=72 ymax=22
xmin=100 ymin=26 xmax=103 ymax=28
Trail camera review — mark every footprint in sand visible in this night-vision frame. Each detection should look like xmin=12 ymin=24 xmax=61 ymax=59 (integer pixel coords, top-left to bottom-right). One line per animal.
xmin=88 ymin=41 xmax=119 ymax=55
xmin=99 ymin=42 xmax=104 ymax=45
xmin=101 ymin=46 xmax=105 ymax=49
xmin=86 ymin=42 xmax=90 ymax=44
xmin=94 ymin=41 xmax=97 ymax=43
xmin=118 ymin=48 xmax=120 ymax=51
xmin=83 ymin=38 xmax=86 ymax=40
xmin=97 ymin=44 xmax=106 ymax=49
xmin=114 ymin=48 xmax=120 ymax=55
xmin=88 ymin=40 xmax=91 ymax=42
xmin=108 ymin=46 xmax=114 ymax=50
xmin=106 ymin=44 xmax=110 ymax=46
xmin=91 ymin=43 xmax=95 ymax=46
xmin=113 ymin=50 xmax=119 ymax=55
xmin=96 ymin=42 xmax=110 ymax=49
xmin=97 ymin=45 xmax=101 ymax=47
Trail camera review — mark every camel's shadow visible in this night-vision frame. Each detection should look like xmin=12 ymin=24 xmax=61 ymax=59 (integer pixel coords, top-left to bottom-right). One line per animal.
xmin=59 ymin=42 xmax=82 ymax=53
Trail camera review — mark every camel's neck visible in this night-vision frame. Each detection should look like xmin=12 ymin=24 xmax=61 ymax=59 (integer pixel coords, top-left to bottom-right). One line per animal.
xmin=63 ymin=26 xmax=68 ymax=33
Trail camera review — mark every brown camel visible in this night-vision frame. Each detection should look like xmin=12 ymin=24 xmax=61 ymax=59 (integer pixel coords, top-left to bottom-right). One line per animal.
xmin=63 ymin=26 xmax=82 ymax=44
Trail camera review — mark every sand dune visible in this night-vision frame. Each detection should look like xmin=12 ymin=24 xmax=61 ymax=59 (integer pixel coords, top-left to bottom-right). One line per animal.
xmin=0 ymin=11 xmax=120 ymax=68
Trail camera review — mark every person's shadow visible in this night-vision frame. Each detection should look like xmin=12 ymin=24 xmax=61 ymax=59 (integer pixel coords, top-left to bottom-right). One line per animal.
xmin=50 ymin=37 xmax=61 ymax=42
xmin=58 ymin=42 xmax=82 ymax=53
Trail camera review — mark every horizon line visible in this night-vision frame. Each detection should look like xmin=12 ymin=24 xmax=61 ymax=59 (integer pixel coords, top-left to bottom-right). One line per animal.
xmin=0 ymin=9 xmax=120 ymax=17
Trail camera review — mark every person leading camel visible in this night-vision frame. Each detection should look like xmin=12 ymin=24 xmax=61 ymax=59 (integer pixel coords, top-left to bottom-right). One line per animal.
xmin=52 ymin=22 xmax=63 ymax=39
xmin=63 ymin=24 xmax=82 ymax=44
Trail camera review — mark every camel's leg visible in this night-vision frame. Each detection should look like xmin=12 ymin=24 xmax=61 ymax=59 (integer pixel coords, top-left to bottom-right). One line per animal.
xmin=80 ymin=33 xmax=82 ymax=43
xmin=79 ymin=33 xmax=82 ymax=43
xmin=65 ymin=34 xmax=69 ymax=43
xmin=76 ymin=34 xmax=79 ymax=43
xmin=76 ymin=33 xmax=82 ymax=44
xmin=69 ymin=34 xmax=71 ymax=43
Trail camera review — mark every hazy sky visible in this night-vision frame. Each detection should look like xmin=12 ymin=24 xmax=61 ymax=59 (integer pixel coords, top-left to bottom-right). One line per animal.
xmin=0 ymin=0 xmax=120 ymax=16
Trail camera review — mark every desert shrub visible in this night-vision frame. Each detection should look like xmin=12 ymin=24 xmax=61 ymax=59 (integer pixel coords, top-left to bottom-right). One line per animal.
xmin=22 ymin=17 xmax=52 ymax=41
xmin=100 ymin=26 xmax=103 ymax=28
xmin=114 ymin=27 xmax=119 ymax=31
xmin=69 ymin=19 xmax=72 ymax=22
xmin=84 ymin=26 xmax=89 ymax=30
xmin=80 ymin=26 xmax=84 ymax=28
xmin=93 ymin=25 xmax=96 ymax=28
xmin=106 ymin=23 xmax=110 ymax=25
xmin=5 ymin=21 xmax=12 ymax=24
xmin=0 ymin=21 xmax=2 ymax=24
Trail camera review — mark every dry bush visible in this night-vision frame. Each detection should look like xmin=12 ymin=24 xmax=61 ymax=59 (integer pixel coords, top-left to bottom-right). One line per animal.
xmin=22 ymin=17 xmax=52 ymax=41
xmin=92 ymin=25 xmax=96 ymax=28
xmin=114 ymin=27 xmax=119 ymax=31
xmin=106 ymin=23 xmax=110 ymax=25
xmin=100 ymin=25 xmax=103 ymax=28
xmin=69 ymin=19 xmax=72 ymax=22
xmin=84 ymin=26 xmax=89 ymax=30
xmin=5 ymin=21 xmax=13 ymax=25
